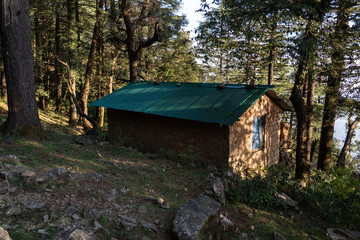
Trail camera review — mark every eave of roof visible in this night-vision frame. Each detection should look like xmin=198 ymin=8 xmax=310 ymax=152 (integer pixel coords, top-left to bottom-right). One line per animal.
xmin=265 ymin=90 xmax=293 ymax=111
xmin=90 ymin=81 xmax=290 ymax=125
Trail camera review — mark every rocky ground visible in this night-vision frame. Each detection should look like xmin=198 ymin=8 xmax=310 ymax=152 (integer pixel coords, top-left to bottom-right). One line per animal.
xmin=0 ymin=134 xmax=212 ymax=239
xmin=0 ymin=109 xmax=356 ymax=240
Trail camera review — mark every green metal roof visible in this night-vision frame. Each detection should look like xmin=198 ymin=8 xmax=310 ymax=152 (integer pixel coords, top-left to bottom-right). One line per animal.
xmin=90 ymin=81 xmax=275 ymax=125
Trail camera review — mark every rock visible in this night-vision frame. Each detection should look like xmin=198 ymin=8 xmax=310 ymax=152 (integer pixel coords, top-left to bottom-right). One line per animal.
xmin=120 ymin=186 xmax=129 ymax=194
xmin=173 ymin=195 xmax=221 ymax=240
xmin=106 ymin=189 xmax=118 ymax=201
xmin=138 ymin=205 xmax=147 ymax=214
xmin=9 ymin=187 xmax=17 ymax=193
xmin=72 ymin=214 xmax=80 ymax=221
xmin=204 ymin=174 xmax=225 ymax=204
xmin=35 ymin=177 xmax=47 ymax=184
xmin=3 ymin=163 xmax=14 ymax=169
xmin=83 ymin=205 xmax=101 ymax=220
xmin=275 ymin=193 xmax=299 ymax=210
xmin=93 ymin=220 xmax=102 ymax=232
xmin=5 ymin=206 xmax=21 ymax=216
xmin=241 ymin=233 xmax=248 ymax=238
xmin=7 ymin=155 xmax=19 ymax=161
xmin=327 ymin=228 xmax=360 ymax=240
xmin=119 ymin=215 xmax=136 ymax=224
xmin=26 ymin=202 xmax=46 ymax=210
xmin=12 ymin=166 xmax=28 ymax=174
xmin=47 ymin=167 xmax=69 ymax=180
xmin=21 ymin=170 xmax=36 ymax=178
xmin=67 ymin=229 xmax=98 ymax=240
xmin=160 ymin=201 xmax=170 ymax=209
xmin=220 ymin=214 xmax=233 ymax=229
xmin=121 ymin=221 xmax=137 ymax=231
xmin=273 ymin=232 xmax=286 ymax=240
xmin=75 ymin=136 xmax=98 ymax=145
xmin=140 ymin=220 xmax=157 ymax=232
xmin=154 ymin=219 xmax=160 ymax=225
xmin=89 ymin=173 xmax=105 ymax=182
xmin=250 ymin=225 xmax=255 ymax=231
xmin=43 ymin=214 xmax=49 ymax=223
xmin=157 ymin=198 xmax=164 ymax=204
xmin=0 ymin=181 xmax=8 ymax=194
xmin=0 ymin=166 xmax=28 ymax=182
xmin=119 ymin=215 xmax=137 ymax=231
xmin=37 ymin=229 xmax=47 ymax=235
xmin=66 ymin=205 xmax=79 ymax=216
xmin=0 ymin=227 xmax=12 ymax=240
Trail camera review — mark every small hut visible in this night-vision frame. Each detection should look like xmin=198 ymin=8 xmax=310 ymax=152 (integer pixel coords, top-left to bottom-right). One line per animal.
xmin=90 ymin=81 xmax=291 ymax=172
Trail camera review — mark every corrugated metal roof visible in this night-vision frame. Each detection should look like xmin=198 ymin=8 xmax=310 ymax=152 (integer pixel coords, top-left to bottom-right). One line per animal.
xmin=90 ymin=81 xmax=276 ymax=125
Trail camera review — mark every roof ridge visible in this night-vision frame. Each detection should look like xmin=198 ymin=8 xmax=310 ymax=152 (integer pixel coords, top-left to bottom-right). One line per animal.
xmin=135 ymin=81 xmax=275 ymax=89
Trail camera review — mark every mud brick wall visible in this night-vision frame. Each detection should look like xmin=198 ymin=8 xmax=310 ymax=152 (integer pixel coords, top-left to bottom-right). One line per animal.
xmin=229 ymin=95 xmax=282 ymax=174
xmin=107 ymin=110 xmax=230 ymax=168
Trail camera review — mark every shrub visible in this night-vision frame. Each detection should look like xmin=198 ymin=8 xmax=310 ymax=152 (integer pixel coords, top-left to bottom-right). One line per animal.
xmin=227 ymin=174 xmax=277 ymax=208
xmin=296 ymin=168 xmax=360 ymax=228
xmin=226 ymin=164 xmax=360 ymax=228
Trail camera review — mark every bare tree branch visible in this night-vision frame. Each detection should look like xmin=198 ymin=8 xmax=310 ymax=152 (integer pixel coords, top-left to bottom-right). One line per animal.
xmin=57 ymin=58 xmax=98 ymax=130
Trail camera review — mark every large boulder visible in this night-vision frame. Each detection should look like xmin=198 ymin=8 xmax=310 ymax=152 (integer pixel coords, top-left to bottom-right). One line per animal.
xmin=173 ymin=195 xmax=221 ymax=240
xmin=53 ymin=227 xmax=97 ymax=240
xmin=204 ymin=174 xmax=225 ymax=204
xmin=0 ymin=166 xmax=29 ymax=182
xmin=75 ymin=136 xmax=98 ymax=146
xmin=67 ymin=229 xmax=97 ymax=240
xmin=47 ymin=167 xmax=69 ymax=180
xmin=0 ymin=227 xmax=12 ymax=240
xmin=274 ymin=193 xmax=299 ymax=210
xmin=327 ymin=228 xmax=360 ymax=240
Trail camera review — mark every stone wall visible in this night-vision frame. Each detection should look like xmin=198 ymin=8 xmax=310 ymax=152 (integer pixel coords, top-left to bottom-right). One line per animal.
xmin=107 ymin=110 xmax=230 ymax=168
xmin=229 ymin=95 xmax=282 ymax=174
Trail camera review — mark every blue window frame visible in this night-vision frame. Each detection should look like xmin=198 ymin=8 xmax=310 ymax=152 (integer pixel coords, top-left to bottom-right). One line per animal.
xmin=252 ymin=115 xmax=264 ymax=150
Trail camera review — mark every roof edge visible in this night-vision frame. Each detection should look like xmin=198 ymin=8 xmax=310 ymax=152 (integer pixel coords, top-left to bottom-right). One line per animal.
xmin=265 ymin=90 xmax=293 ymax=111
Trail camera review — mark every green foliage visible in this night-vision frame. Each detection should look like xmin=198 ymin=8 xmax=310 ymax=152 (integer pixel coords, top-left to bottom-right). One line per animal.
xmin=227 ymin=174 xmax=277 ymax=208
xmin=141 ymin=31 xmax=202 ymax=83
xmin=227 ymin=163 xmax=360 ymax=228
xmin=296 ymin=168 xmax=360 ymax=228
xmin=178 ymin=145 xmax=203 ymax=165
xmin=89 ymin=127 xmax=108 ymax=141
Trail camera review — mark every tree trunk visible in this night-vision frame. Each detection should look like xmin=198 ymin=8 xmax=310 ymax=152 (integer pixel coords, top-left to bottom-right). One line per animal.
xmin=67 ymin=0 xmax=78 ymax=125
xmin=305 ymin=68 xmax=315 ymax=163
xmin=290 ymin=67 xmax=310 ymax=179
xmin=109 ymin=50 xmax=120 ymax=94
xmin=57 ymin=59 xmax=98 ymax=129
xmin=55 ymin=8 xmax=63 ymax=112
xmin=337 ymin=118 xmax=359 ymax=168
xmin=0 ymin=0 xmax=42 ymax=139
xmin=310 ymin=139 xmax=318 ymax=163
xmin=80 ymin=0 xmax=104 ymax=129
xmin=1 ymin=70 xmax=6 ymax=100
xmin=121 ymin=0 xmax=161 ymax=83
xmin=129 ymin=54 xmax=139 ymax=82
xmin=289 ymin=21 xmax=317 ymax=179
xmin=268 ymin=24 xmax=277 ymax=85
xmin=318 ymin=0 xmax=349 ymax=172
xmin=96 ymin=34 xmax=105 ymax=127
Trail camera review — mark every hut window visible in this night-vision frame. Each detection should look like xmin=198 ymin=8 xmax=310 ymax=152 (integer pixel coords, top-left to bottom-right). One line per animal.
xmin=251 ymin=115 xmax=264 ymax=150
